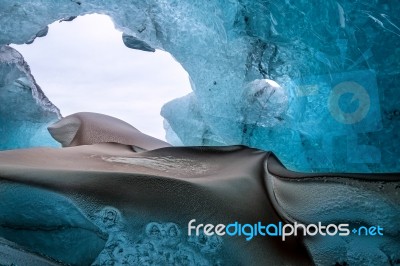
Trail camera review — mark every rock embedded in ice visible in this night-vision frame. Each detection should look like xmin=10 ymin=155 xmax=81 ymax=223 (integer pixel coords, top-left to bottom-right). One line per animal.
xmin=122 ymin=33 xmax=155 ymax=52
xmin=241 ymin=79 xmax=288 ymax=127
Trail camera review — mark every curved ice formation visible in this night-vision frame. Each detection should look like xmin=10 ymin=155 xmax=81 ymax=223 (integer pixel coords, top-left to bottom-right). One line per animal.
xmin=0 ymin=143 xmax=398 ymax=265
xmin=48 ymin=112 xmax=171 ymax=150
xmin=0 ymin=1 xmax=399 ymax=172
xmin=0 ymin=183 xmax=106 ymax=265
xmin=0 ymin=45 xmax=60 ymax=150
xmin=265 ymin=153 xmax=400 ymax=266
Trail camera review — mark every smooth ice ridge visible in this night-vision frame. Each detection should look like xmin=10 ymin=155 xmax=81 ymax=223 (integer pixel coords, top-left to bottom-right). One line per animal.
xmin=0 ymin=1 xmax=399 ymax=172
xmin=0 ymin=45 xmax=60 ymax=150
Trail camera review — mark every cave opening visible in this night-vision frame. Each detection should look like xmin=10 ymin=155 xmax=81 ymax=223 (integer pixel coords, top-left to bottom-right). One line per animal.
xmin=1 ymin=1 xmax=398 ymax=172
xmin=10 ymin=13 xmax=191 ymax=141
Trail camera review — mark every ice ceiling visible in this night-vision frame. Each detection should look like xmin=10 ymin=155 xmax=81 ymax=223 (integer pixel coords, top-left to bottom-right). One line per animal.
xmin=0 ymin=1 xmax=399 ymax=172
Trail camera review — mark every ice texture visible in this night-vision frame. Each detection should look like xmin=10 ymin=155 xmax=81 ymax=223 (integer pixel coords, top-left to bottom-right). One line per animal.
xmin=0 ymin=145 xmax=398 ymax=265
xmin=0 ymin=1 xmax=399 ymax=171
xmin=91 ymin=207 xmax=222 ymax=266
xmin=0 ymin=45 xmax=61 ymax=150
xmin=269 ymin=175 xmax=400 ymax=266
xmin=0 ymin=183 xmax=106 ymax=265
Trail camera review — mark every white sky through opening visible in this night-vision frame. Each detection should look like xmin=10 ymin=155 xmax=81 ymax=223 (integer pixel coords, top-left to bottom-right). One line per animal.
xmin=11 ymin=14 xmax=191 ymax=141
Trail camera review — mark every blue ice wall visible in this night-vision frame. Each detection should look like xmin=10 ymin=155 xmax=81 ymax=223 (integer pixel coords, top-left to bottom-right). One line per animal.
xmin=0 ymin=1 xmax=398 ymax=171
xmin=0 ymin=46 xmax=60 ymax=150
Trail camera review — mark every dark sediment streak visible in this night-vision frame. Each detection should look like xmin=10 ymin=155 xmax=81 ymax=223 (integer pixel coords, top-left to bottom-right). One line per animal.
xmin=0 ymin=144 xmax=312 ymax=265
xmin=0 ymin=143 xmax=398 ymax=265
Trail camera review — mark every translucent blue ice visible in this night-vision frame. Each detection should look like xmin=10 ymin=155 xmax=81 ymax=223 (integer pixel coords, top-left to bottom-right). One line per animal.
xmin=0 ymin=1 xmax=399 ymax=172
xmin=90 ymin=207 xmax=222 ymax=265
xmin=0 ymin=45 xmax=60 ymax=150
xmin=0 ymin=183 xmax=106 ymax=265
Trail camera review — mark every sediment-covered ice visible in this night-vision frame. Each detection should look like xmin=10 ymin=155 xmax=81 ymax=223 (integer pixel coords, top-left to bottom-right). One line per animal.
xmin=0 ymin=143 xmax=398 ymax=265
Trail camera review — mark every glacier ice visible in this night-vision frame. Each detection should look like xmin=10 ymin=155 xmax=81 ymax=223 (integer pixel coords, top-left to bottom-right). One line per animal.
xmin=0 ymin=145 xmax=398 ymax=265
xmin=91 ymin=207 xmax=222 ymax=265
xmin=0 ymin=183 xmax=106 ymax=265
xmin=0 ymin=45 xmax=60 ymax=150
xmin=122 ymin=33 xmax=155 ymax=52
xmin=0 ymin=1 xmax=399 ymax=172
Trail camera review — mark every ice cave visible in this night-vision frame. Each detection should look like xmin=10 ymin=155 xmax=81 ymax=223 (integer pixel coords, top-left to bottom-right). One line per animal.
xmin=1 ymin=1 xmax=399 ymax=172
xmin=0 ymin=1 xmax=400 ymax=266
